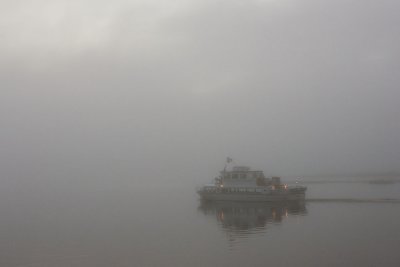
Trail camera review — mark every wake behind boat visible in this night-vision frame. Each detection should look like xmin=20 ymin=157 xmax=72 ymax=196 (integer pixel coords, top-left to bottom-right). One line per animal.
xmin=197 ymin=159 xmax=306 ymax=202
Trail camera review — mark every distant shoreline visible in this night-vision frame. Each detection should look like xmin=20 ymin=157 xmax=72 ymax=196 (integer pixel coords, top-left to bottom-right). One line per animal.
xmin=285 ymin=176 xmax=400 ymax=184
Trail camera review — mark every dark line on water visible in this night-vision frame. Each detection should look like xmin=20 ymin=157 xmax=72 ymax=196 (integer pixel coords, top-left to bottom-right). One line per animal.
xmin=306 ymin=198 xmax=400 ymax=203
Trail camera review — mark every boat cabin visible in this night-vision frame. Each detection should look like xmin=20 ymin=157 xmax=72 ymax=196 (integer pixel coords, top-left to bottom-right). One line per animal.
xmin=220 ymin=166 xmax=280 ymax=187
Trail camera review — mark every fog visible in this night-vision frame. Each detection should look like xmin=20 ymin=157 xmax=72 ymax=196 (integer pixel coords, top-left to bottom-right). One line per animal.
xmin=3 ymin=2 xmax=400 ymax=267
xmin=1 ymin=0 xmax=400 ymax=191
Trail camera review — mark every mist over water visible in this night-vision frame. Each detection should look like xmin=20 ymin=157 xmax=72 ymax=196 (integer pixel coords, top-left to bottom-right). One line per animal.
xmin=2 ymin=0 xmax=400 ymax=266
xmin=1 ymin=180 xmax=400 ymax=267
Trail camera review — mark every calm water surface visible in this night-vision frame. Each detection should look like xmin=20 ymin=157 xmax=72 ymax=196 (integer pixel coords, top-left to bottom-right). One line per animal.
xmin=1 ymin=181 xmax=400 ymax=267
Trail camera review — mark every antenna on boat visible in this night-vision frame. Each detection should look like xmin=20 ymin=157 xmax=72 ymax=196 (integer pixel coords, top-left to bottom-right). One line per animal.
xmin=224 ymin=157 xmax=233 ymax=171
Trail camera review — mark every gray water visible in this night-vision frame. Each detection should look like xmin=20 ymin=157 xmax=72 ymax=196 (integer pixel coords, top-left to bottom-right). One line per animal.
xmin=1 ymin=181 xmax=400 ymax=267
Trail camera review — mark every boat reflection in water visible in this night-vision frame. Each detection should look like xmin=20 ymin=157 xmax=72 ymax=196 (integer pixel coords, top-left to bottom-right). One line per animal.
xmin=198 ymin=200 xmax=307 ymax=241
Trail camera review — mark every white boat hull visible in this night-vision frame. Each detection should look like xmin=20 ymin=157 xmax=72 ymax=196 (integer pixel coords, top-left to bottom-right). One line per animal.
xmin=198 ymin=190 xmax=306 ymax=202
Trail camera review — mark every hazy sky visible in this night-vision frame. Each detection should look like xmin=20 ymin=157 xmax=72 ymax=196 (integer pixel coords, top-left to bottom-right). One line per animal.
xmin=1 ymin=0 xmax=400 ymax=185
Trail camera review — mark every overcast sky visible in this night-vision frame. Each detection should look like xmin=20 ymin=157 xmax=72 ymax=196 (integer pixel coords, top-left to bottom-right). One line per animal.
xmin=1 ymin=0 xmax=400 ymax=186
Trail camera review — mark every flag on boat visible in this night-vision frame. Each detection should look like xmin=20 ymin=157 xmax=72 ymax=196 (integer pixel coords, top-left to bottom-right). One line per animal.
xmin=226 ymin=157 xmax=233 ymax=163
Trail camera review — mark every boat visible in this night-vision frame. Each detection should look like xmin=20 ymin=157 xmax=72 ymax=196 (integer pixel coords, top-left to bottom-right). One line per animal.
xmin=197 ymin=160 xmax=307 ymax=202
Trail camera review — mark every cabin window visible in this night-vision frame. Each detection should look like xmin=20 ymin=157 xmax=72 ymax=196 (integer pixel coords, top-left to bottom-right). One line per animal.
xmin=239 ymin=173 xmax=246 ymax=179
xmin=231 ymin=173 xmax=238 ymax=179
